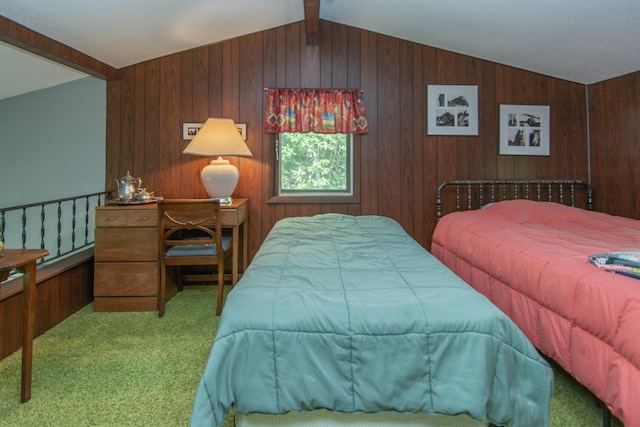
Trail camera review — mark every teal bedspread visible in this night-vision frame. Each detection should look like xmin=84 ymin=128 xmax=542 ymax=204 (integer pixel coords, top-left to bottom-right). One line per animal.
xmin=191 ymin=214 xmax=553 ymax=427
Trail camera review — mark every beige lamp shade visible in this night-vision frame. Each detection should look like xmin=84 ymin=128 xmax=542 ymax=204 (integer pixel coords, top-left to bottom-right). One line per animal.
xmin=183 ymin=118 xmax=252 ymax=201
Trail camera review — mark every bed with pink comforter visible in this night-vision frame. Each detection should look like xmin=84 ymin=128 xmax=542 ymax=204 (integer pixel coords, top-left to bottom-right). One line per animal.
xmin=432 ymin=199 xmax=640 ymax=426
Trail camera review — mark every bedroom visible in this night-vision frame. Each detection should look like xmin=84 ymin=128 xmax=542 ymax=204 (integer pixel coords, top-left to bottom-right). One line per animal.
xmin=1 ymin=1 xmax=639 ymax=426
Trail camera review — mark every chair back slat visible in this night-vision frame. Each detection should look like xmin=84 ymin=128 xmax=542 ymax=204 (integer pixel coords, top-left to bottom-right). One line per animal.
xmin=160 ymin=199 xmax=222 ymax=254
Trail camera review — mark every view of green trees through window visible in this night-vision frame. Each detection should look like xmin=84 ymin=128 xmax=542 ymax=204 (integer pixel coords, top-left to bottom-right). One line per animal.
xmin=279 ymin=132 xmax=351 ymax=193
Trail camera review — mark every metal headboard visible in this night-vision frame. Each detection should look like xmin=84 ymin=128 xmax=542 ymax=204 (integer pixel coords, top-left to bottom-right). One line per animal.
xmin=436 ymin=179 xmax=594 ymax=219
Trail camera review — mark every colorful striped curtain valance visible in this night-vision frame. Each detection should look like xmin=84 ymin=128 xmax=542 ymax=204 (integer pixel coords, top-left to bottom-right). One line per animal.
xmin=264 ymin=88 xmax=369 ymax=134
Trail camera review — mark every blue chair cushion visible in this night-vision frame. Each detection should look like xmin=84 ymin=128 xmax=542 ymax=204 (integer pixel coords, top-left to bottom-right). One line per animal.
xmin=166 ymin=236 xmax=232 ymax=257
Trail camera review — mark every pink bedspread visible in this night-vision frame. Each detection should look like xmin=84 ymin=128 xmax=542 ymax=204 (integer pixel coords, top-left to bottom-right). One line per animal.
xmin=431 ymin=200 xmax=640 ymax=426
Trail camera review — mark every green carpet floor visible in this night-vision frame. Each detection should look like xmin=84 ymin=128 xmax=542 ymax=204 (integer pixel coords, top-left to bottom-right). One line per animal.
xmin=0 ymin=286 xmax=623 ymax=426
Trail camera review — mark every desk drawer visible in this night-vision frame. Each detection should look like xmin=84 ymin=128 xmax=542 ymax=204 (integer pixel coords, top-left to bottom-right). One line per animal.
xmin=94 ymin=228 xmax=157 ymax=262
xmin=94 ymin=262 xmax=158 ymax=296
xmin=96 ymin=209 xmax=127 ymax=227
xmin=221 ymin=202 xmax=247 ymax=226
xmin=125 ymin=210 xmax=156 ymax=226
xmin=96 ymin=207 xmax=157 ymax=227
xmin=220 ymin=209 xmax=238 ymax=225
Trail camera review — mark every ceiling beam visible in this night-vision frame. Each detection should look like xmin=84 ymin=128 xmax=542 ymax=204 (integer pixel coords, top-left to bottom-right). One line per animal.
xmin=0 ymin=15 xmax=120 ymax=81
xmin=303 ymin=0 xmax=320 ymax=45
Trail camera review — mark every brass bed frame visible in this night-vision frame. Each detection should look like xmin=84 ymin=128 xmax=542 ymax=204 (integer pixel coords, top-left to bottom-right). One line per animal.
xmin=436 ymin=179 xmax=594 ymax=219
xmin=434 ymin=178 xmax=621 ymax=427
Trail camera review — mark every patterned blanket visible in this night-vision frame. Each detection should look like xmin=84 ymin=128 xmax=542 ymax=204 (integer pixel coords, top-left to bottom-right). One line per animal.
xmin=589 ymin=252 xmax=640 ymax=279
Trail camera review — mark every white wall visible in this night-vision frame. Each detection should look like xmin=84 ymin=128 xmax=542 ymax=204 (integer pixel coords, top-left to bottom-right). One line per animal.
xmin=0 ymin=77 xmax=105 ymax=256
xmin=0 ymin=76 xmax=106 ymax=208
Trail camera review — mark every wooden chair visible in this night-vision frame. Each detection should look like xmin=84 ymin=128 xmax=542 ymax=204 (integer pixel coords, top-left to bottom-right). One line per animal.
xmin=157 ymin=199 xmax=232 ymax=317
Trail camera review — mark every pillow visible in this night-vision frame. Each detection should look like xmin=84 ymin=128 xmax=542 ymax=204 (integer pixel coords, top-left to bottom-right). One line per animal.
xmin=588 ymin=252 xmax=640 ymax=280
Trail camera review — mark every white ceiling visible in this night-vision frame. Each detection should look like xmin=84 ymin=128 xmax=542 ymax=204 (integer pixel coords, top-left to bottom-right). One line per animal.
xmin=1 ymin=0 xmax=640 ymax=100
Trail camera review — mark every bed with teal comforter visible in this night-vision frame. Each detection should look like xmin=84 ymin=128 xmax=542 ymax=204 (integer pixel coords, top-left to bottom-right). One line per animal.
xmin=191 ymin=214 xmax=553 ymax=427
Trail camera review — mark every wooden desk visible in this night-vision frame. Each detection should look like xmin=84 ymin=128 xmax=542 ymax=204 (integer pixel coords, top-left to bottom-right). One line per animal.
xmin=94 ymin=199 xmax=248 ymax=311
xmin=0 ymin=248 xmax=49 ymax=402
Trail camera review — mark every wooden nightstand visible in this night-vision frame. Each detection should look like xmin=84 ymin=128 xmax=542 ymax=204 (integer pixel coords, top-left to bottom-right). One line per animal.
xmin=93 ymin=198 xmax=248 ymax=312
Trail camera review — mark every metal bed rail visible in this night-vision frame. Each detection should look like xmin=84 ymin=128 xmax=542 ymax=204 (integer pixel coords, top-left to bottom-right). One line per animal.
xmin=436 ymin=179 xmax=594 ymax=219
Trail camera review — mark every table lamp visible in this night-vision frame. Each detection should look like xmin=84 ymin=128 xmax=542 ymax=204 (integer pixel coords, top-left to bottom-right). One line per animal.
xmin=183 ymin=118 xmax=252 ymax=203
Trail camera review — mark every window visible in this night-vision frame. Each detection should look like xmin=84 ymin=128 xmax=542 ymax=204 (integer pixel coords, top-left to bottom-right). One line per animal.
xmin=268 ymin=132 xmax=360 ymax=203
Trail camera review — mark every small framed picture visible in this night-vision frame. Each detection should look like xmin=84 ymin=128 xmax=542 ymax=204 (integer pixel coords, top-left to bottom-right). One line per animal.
xmin=427 ymin=85 xmax=478 ymax=136
xmin=499 ymin=105 xmax=550 ymax=156
xmin=182 ymin=122 xmax=203 ymax=140
xmin=182 ymin=122 xmax=247 ymax=140
xmin=236 ymin=123 xmax=247 ymax=140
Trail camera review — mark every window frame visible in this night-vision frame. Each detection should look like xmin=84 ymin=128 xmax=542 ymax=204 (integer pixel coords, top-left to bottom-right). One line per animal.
xmin=267 ymin=133 xmax=361 ymax=204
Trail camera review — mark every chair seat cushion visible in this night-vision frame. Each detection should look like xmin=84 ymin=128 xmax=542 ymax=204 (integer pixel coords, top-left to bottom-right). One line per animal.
xmin=166 ymin=236 xmax=233 ymax=257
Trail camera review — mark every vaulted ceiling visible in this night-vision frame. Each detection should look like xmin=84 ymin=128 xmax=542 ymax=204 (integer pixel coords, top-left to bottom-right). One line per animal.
xmin=1 ymin=0 xmax=640 ymax=100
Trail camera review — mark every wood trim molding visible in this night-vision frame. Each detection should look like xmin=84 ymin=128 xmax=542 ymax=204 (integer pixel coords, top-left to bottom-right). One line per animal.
xmin=0 ymin=15 xmax=119 ymax=80
xmin=303 ymin=0 xmax=320 ymax=45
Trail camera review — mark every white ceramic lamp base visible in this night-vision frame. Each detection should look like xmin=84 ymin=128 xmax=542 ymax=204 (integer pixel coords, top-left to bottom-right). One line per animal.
xmin=200 ymin=156 xmax=239 ymax=203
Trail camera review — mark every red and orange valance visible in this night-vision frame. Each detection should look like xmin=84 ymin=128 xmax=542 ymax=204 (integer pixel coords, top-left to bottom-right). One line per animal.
xmin=264 ymin=88 xmax=369 ymax=134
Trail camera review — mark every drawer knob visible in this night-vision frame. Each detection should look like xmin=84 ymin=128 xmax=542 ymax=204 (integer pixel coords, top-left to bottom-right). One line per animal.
xmin=103 ymin=216 xmax=117 ymax=222
xmin=137 ymin=216 xmax=149 ymax=222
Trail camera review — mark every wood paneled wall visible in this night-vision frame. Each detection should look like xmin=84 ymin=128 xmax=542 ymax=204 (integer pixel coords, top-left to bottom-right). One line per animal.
xmin=588 ymin=71 xmax=640 ymax=219
xmin=106 ymin=20 xmax=589 ymax=258
xmin=1 ymin=254 xmax=93 ymax=361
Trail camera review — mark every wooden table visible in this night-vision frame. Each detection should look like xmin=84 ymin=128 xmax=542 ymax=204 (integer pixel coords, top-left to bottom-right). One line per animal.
xmin=0 ymin=248 xmax=49 ymax=402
